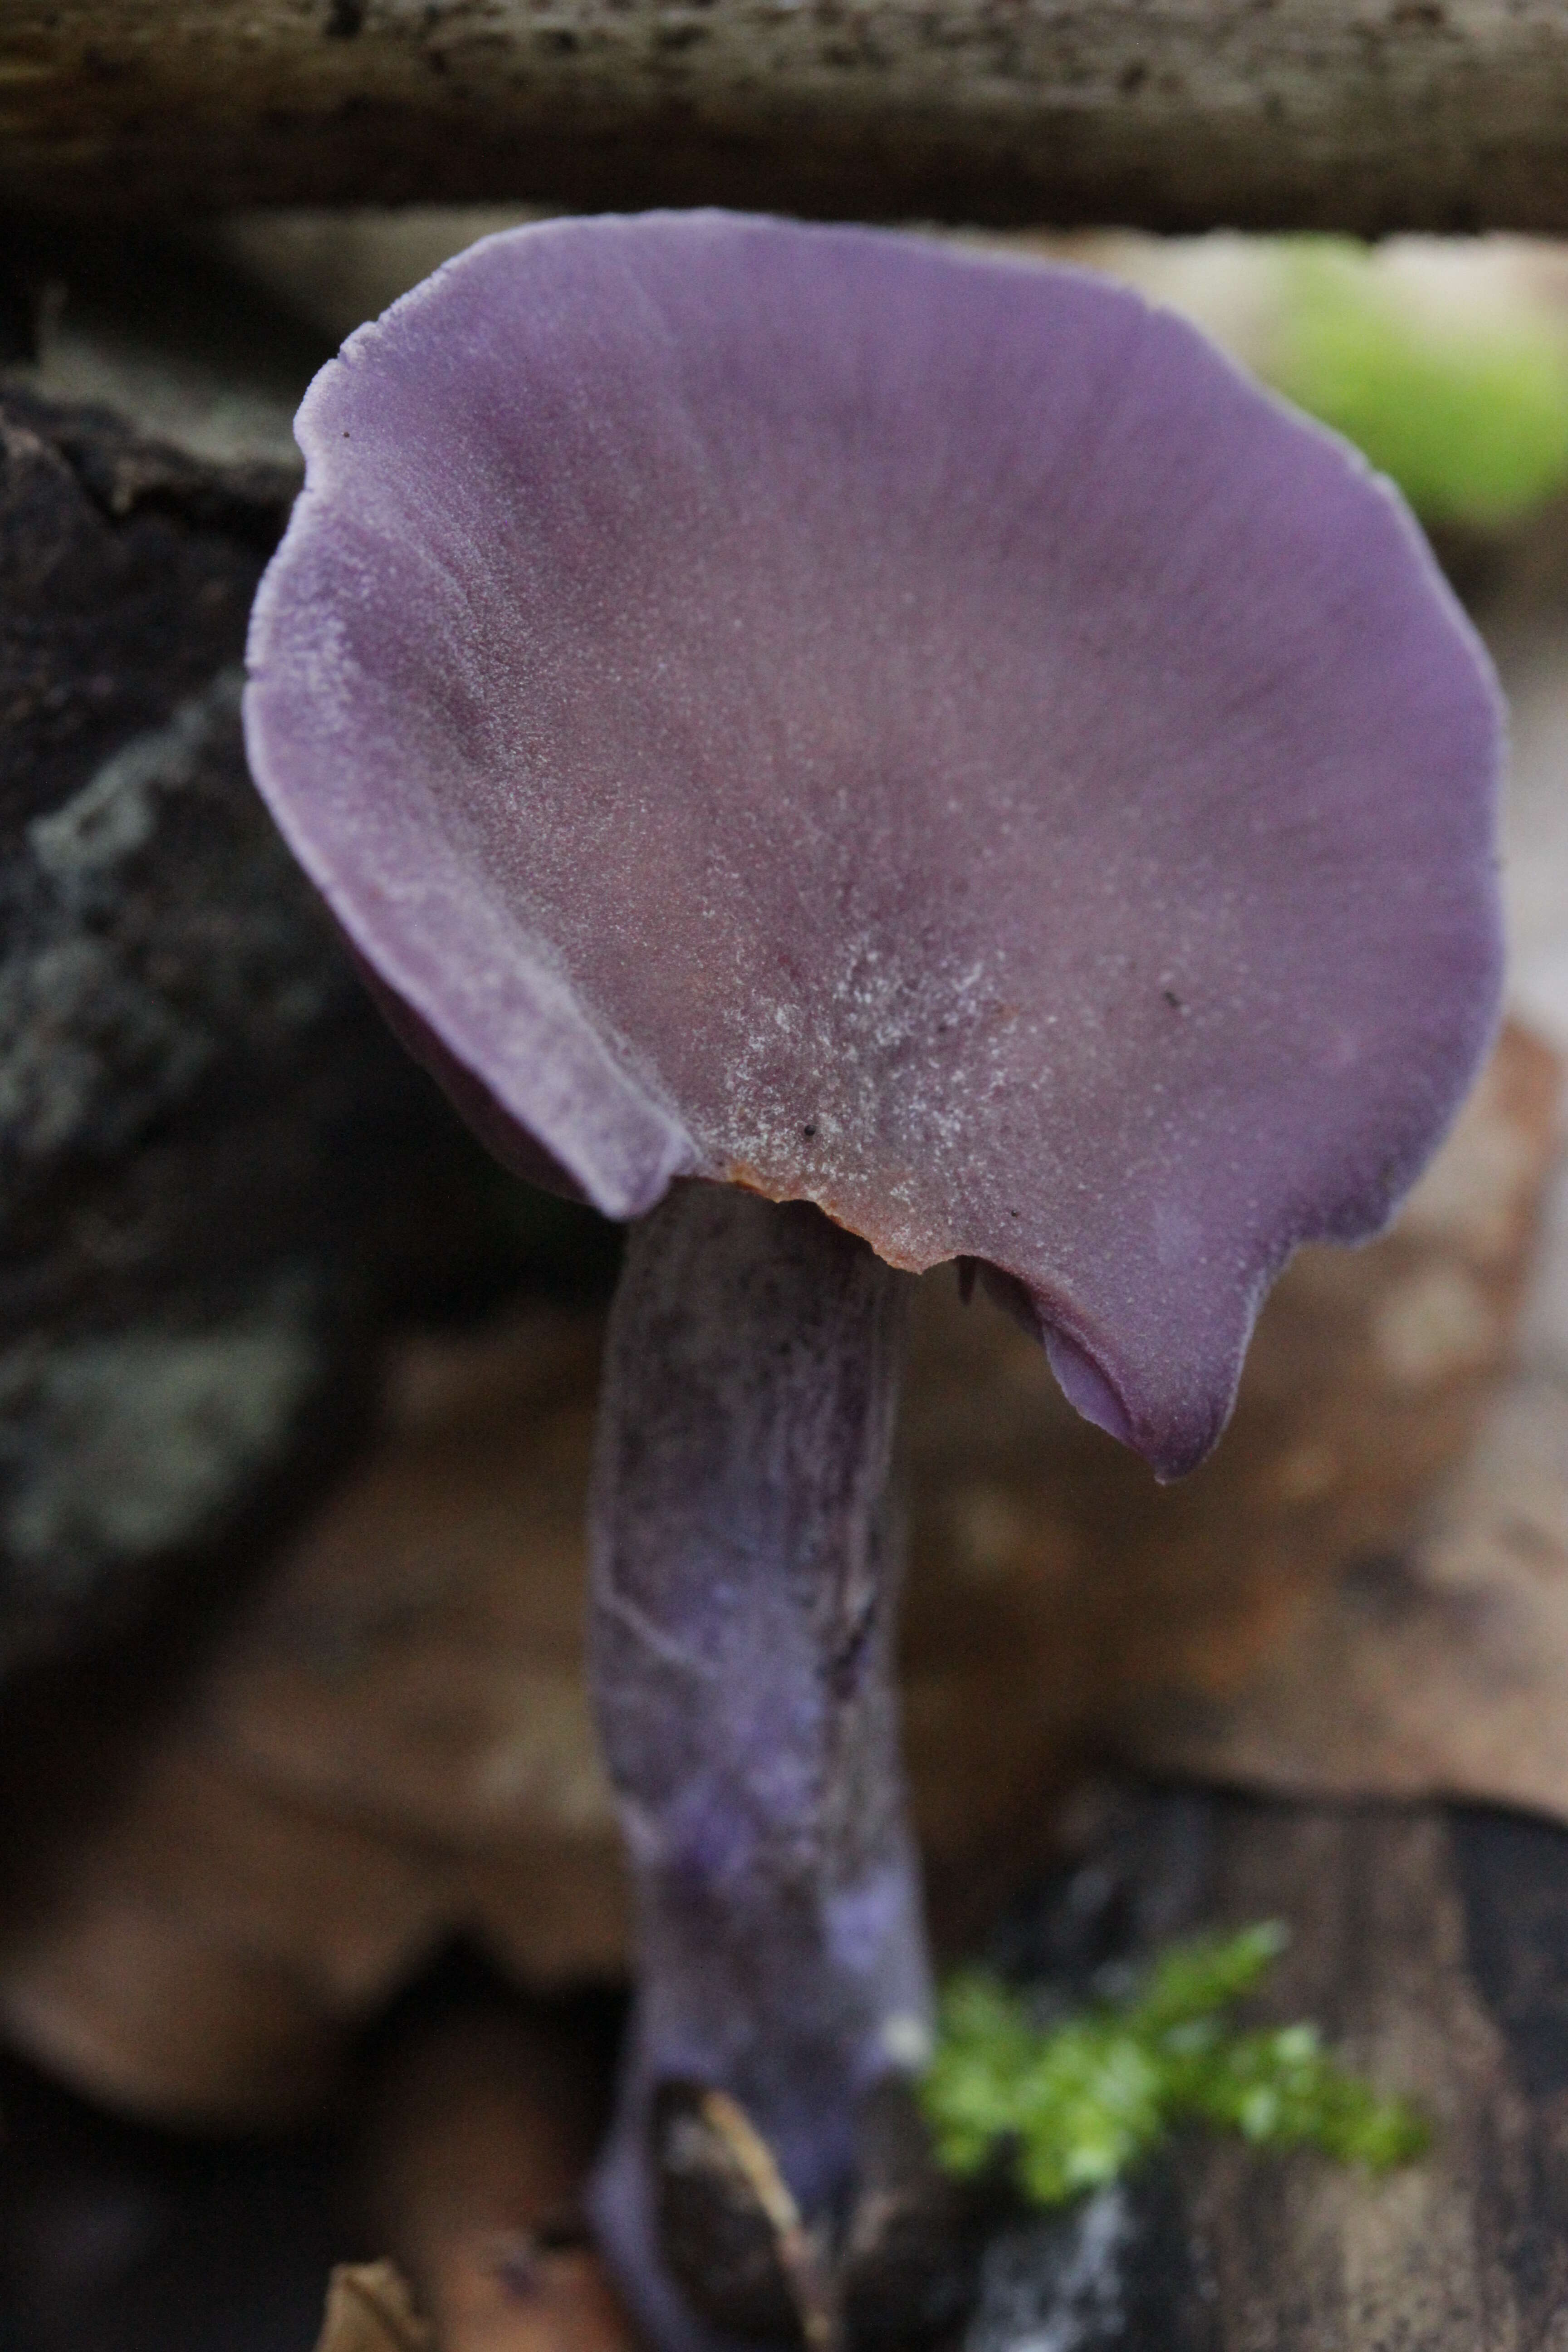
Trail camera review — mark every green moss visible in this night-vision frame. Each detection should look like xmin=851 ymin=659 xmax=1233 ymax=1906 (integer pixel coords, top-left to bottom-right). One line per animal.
xmin=920 ymin=1922 xmax=1426 ymax=2205
xmin=1266 ymin=240 xmax=1568 ymax=529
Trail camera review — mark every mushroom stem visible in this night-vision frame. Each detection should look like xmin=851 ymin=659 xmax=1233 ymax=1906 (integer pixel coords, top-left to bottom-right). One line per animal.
xmin=587 ymin=1181 xmax=928 ymax=2351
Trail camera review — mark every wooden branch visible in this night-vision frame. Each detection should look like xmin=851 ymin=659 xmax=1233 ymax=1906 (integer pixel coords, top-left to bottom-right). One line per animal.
xmin=3 ymin=0 xmax=1568 ymax=235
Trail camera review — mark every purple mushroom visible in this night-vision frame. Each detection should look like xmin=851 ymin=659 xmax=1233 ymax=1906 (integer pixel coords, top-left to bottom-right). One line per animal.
xmin=243 ymin=213 xmax=1502 ymax=2351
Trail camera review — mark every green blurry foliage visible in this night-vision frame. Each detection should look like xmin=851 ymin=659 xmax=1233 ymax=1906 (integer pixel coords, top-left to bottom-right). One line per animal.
xmin=1269 ymin=240 xmax=1568 ymax=529
xmin=921 ymin=1922 xmax=1427 ymax=2206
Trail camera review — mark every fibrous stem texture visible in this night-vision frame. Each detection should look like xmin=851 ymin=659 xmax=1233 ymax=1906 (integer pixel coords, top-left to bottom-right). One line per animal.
xmin=588 ymin=1182 xmax=922 ymax=2349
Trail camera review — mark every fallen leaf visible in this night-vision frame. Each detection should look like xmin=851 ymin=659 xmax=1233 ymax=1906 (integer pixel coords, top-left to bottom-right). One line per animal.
xmin=315 ymin=2263 xmax=432 ymax=2352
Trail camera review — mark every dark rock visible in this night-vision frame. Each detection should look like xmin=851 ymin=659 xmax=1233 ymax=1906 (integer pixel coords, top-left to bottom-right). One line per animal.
xmin=0 ymin=389 xmax=545 ymax=1673
xmin=838 ymin=2075 xmax=990 ymax=2351
xmin=967 ymin=2166 xmax=1212 ymax=2352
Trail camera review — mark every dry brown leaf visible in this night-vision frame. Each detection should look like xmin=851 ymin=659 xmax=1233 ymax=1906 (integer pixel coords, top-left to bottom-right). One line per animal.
xmin=409 ymin=2235 xmax=635 ymax=2352
xmin=363 ymin=2000 xmax=635 ymax=2352
xmin=0 ymin=1025 xmax=1553 ymax=2119
xmin=315 ymin=2263 xmax=432 ymax=2352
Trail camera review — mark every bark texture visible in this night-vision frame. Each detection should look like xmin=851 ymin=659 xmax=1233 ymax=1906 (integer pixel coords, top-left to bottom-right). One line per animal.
xmin=3 ymin=0 xmax=1568 ymax=234
xmin=972 ymin=1785 xmax=1568 ymax=2352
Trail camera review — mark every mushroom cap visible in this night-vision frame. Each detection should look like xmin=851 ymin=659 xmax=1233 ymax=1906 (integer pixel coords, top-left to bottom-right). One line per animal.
xmin=244 ymin=212 xmax=1503 ymax=1478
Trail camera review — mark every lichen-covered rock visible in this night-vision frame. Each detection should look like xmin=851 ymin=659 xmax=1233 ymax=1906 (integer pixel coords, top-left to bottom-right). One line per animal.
xmin=0 ymin=391 xmax=531 ymax=1669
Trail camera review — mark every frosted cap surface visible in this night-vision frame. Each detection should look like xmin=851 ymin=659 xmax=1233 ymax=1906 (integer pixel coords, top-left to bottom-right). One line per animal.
xmin=245 ymin=212 xmax=1503 ymax=1475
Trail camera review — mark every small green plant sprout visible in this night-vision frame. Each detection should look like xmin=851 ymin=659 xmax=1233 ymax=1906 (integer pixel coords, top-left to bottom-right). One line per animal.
xmin=920 ymin=1921 xmax=1427 ymax=2207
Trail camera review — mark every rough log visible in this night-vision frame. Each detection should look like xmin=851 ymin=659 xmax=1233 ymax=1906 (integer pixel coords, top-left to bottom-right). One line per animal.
xmin=3 ymin=0 xmax=1568 ymax=235
xmin=974 ymin=1786 xmax=1568 ymax=2351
